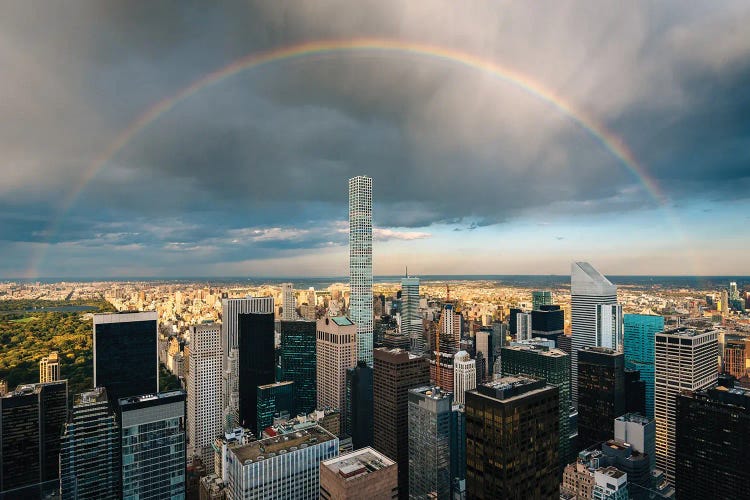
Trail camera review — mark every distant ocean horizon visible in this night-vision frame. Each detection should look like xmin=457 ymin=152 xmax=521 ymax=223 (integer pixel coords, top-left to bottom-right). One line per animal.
xmin=4 ymin=275 xmax=748 ymax=290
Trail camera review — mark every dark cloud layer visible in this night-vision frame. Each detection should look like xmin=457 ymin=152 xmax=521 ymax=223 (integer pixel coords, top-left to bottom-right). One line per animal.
xmin=1 ymin=1 xmax=749 ymax=276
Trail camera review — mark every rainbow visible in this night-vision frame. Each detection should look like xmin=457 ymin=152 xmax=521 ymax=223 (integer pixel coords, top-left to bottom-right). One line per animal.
xmin=28 ymin=38 xmax=678 ymax=277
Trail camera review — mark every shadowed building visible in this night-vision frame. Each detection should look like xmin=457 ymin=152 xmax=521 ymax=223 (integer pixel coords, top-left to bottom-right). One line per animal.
xmin=577 ymin=347 xmax=625 ymax=449
xmin=237 ymin=312 xmax=275 ymax=432
xmin=465 ymin=377 xmax=559 ymax=499
xmin=320 ymin=447 xmax=397 ymax=500
xmin=280 ymin=319 xmax=317 ymax=414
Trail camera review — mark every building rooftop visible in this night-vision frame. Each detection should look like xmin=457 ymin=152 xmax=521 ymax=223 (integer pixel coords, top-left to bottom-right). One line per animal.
xmin=118 ymin=390 xmax=185 ymax=408
xmin=657 ymin=327 xmax=718 ymax=337
xmin=374 ymin=347 xmax=423 ymax=361
xmin=503 ymin=344 xmax=568 ymax=358
xmin=230 ymin=425 xmax=336 ymax=465
xmin=410 ymin=386 xmax=453 ymax=401
xmin=596 ymin=466 xmax=626 ymax=480
xmin=75 ymin=386 xmax=109 ymax=406
xmin=615 ymin=413 xmax=654 ymax=425
xmin=330 ymin=316 xmax=354 ymax=326
xmin=321 ymin=447 xmax=395 ymax=481
xmin=581 ymin=346 xmax=619 ymax=356
xmin=257 ymin=380 xmax=294 ymax=391
xmin=475 ymin=376 xmax=549 ymax=401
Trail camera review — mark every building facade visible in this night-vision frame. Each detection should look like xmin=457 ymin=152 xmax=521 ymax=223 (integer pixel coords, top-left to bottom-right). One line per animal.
xmin=256 ymin=381 xmax=295 ymax=436
xmin=515 ymin=312 xmax=532 ymax=342
xmin=373 ymin=348 xmax=430 ymax=499
xmin=94 ymin=312 xmax=158 ymax=402
xmin=623 ymin=313 xmax=664 ymax=418
xmin=349 ymin=175 xmax=374 ymax=366
xmin=532 ymin=290 xmax=553 ymax=311
xmin=60 ymin=387 xmax=120 ymax=499
xmin=39 ymin=352 xmax=60 ymax=384
xmin=187 ymin=323 xmax=223 ymax=466
xmin=654 ymin=328 xmax=718 ymax=484
xmin=408 ymin=387 xmax=453 ymax=499
xmin=501 ymin=344 xmax=574 ymax=468
xmin=345 ymin=360 xmax=374 ymax=449
xmin=237 ymin=312 xmax=275 ymax=432
xmin=453 ymin=351 xmax=476 ymax=405
xmin=614 ymin=413 xmax=656 ymax=473
xmin=225 ymin=426 xmax=338 ymax=499
xmin=280 ymin=320 xmax=317 ymax=415
xmin=320 ymin=447 xmax=397 ymax=500
xmin=676 ymin=383 xmax=750 ymax=499
xmin=465 ymin=377 xmax=559 ymax=500
xmin=577 ymin=347 xmax=625 ymax=449
xmin=401 ymin=277 xmax=423 ymax=355
xmin=281 ymin=283 xmax=296 ymax=320
xmin=317 ymin=317 xmax=358 ymax=426
xmin=0 ymin=380 xmax=68 ymax=498
xmin=119 ymin=391 xmax=187 ymax=500
xmin=571 ymin=262 xmax=618 ymax=405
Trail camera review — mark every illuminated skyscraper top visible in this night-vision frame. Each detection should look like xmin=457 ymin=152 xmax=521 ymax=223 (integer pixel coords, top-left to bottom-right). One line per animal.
xmin=349 ymin=175 xmax=373 ymax=366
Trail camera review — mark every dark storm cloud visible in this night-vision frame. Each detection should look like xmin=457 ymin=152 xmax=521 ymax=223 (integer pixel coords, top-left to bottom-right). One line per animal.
xmin=1 ymin=1 xmax=750 ymax=275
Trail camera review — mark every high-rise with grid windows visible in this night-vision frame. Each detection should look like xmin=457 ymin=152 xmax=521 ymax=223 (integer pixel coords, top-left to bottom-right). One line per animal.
xmin=349 ymin=175 xmax=373 ymax=366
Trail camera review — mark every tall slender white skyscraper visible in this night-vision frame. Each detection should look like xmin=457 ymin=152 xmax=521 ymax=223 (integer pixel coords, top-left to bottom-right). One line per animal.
xmin=349 ymin=175 xmax=373 ymax=366
xmin=453 ymin=350 xmax=476 ymax=405
xmin=654 ymin=327 xmax=718 ymax=485
xmin=187 ymin=323 xmax=222 ymax=466
xmin=570 ymin=262 xmax=618 ymax=405
xmin=401 ymin=276 xmax=423 ymax=355
xmin=281 ymin=283 xmax=296 ymax=320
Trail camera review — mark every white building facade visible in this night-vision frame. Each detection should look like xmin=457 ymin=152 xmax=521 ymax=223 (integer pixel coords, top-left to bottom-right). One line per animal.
xmin=349 ymin=175 xmax=373 ymax=366
xmin=453 ymin=351 xmax=476 ymax=405
xmin=187 ymin=323 xmax=223 ymax=466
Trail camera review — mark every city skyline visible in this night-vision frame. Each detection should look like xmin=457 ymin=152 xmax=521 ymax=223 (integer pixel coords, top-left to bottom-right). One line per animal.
xmin=1 ymin=3 xmax=749 ymax=278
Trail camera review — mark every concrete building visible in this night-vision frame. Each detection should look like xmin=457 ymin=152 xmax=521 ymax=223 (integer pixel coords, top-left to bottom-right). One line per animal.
xmin=515 ymin=312 xmax=532 ymax=342
xmin=281 ymin=282 xmax=296 ymax=320
xmin=373 ymin=348 xmax=430 ymax=499
xmin=614 ymin=413 xmax=656 ymax=473
xmin=38 ymin=352 xmax=60 ymax=384
xmin=224 ymin=425 xmax=338 ymax=499
xmin=118 ymin=390 xmax=187 ymax=500
xmin=465 ymin=377 xmax=559 ymax=499
xmin=475 ymin=329 xmax=491 ymax=379
xmin=654 ymin=327 xmax=718 ymax=484
xmin=94 ymin=311 xmax=158 ymax=402
xmin=349 ymin=175 xmax=374 ymax=366
xmin=452 ymin=351 xmax=476 ymax=405
xmin=188 ymin=323 xmax=223 ymax=467
xmin=408 ymin=387 xmax=453 ymax=499
xmin=0 ymin=380 xmax=68 ymax=498
xmin=571 ymin=262 xmax=618 ymax=405
xmin=60 ymin=387 xmax=120 ymax=499
xmin=596 ymin=304 xmax=623 ymax=351
xmin=317 ymin=317 xmax=358 ymax=428
xmin=320 ymin=447 xmax=397 ymax=500
xmin=593 ymin=467 xmax=628 ymax=500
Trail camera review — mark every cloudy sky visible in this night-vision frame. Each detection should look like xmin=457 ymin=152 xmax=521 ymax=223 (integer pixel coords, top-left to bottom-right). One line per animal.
xmin=1 ymin=1 xmax=749 ymax=278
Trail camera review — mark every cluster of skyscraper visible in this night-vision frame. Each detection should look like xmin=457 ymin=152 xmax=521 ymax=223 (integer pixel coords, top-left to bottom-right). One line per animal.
xmin=1 ymin=175 xmax=749 ymax=500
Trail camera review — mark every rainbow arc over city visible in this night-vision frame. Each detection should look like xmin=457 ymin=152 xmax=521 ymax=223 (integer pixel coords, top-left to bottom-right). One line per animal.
xmin=28 ymin=38 xmax=685 ymax=277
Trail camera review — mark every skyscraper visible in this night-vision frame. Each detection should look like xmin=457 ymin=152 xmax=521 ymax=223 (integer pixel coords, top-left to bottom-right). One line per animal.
xmin=373 ymin=348 xmax=430 ymax=499
xmin=345 ymin=360 xmax=374 ymax=449
xmin=654 ymin=327 xmax=718 ymax=484
xmin=256 ymin=381 xmax=295 ymax=435
xmin=596 ymin=304 xmax=623 ymax=350
xmin=577 ymin=347 xmax=625 ymax=448
xmin=119 ymin=391 xmax=187 ymax=499
xmin=39 ymin=352 xmax=60 ymax=384
xmin=221 ymin=296 xmax=274 ymax=423
xmin=60 ymin=387 xmax=120 ymax=499
xmin=465 ymin=377 xmax=559 ymax=499
xmin=623 ymin=313 xmax=664 ymax=418
xmin=408 ymin=386 xmax=453 ymax=499
xmin=280 ymin=319 xmax=317 ymax=414
xmin=501 ymin=344 xmax=574 ymax=468
xmin=401 ymin=277 xmax=423 ymax=355
xmin=571 ymin=262 xmax=618 ymax=405
xmin=317 ymin=317 xmax=357 ymax=427
xmin=515 ymin=312 xmax=532 ymax=342
xmin=93 ymin=312 xmax=158 ymax=401
xmin=281 ymin=282 xmax=297 ymax=320
xmin=187 ymin=323 xmax=223 ymax=466
xmin=531 ymin=305 xmax=564 ymax=345
xmin=614 ymin=413 xmax=656 ymax=474
xmin=237 ymin=311 xmax=275 ymax=432
xmin=676 ymin=383 xmax=750 ymax=500
xmin=532 ymin=290 xmax=553 ymax=311
xmin=475 ymin=329 xmax=491 ymax=379
xmin=0 ymin=380 xmax=68 ymax=498
xmin=453 ymin=350 xmax=476 ymax=405
xmin=349 ymin=175 xmax=373 ymax=366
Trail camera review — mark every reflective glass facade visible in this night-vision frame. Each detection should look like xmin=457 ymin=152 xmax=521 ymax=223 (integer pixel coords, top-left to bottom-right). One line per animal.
xmin=237 ymin=313 xmax=275 ymax=432
xmin=256 ymin=381 xmax=295 ymax=436
xmin=119 ymin=391 xmax=186 ymax=500
xmin=279 ymin=320 xmax=317 ymax=414
xmin=623 ymin=314 xmax=664 ymax=418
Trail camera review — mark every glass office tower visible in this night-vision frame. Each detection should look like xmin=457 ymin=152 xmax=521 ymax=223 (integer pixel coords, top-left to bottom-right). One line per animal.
xmin=623 ymin=313 xmax=664 ymax=418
